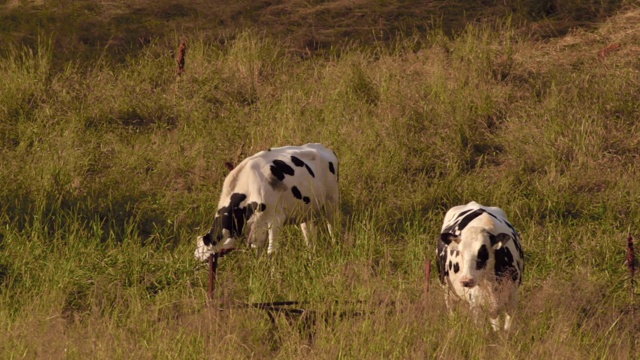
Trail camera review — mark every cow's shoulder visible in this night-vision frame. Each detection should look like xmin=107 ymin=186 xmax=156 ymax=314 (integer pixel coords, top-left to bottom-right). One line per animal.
xmin=441 ymin=202 xmax=488 ymax=234
xmin=494 ymin=243 xmax=522 ymax=283
xmin=442 ymin=202 xmax=516 ymax=235
xmin=299 ymin=143 xmax=338 ymax=163
xmin=436 ymin=238 xmax=449 ymax=284
xmin=220 ymin=158 xmax=254 ymax=196
xmin=483 ymin=205 xmax=507 ymax=220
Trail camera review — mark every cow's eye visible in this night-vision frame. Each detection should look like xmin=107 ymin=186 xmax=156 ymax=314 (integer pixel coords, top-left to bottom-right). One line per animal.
xmin=476 ymin=244 xmax=489 ymax=270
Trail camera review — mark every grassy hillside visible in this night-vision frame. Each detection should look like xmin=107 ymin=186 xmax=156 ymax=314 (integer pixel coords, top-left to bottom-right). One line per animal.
xmin=1 ymin=1 xmax=640 ymax=359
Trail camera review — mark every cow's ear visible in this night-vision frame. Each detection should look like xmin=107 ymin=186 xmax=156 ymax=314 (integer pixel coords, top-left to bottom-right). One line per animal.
xmin=440 ymin=233 xmax=459 ymax=245
xmin=490 ymin=233 xmax=511 ymax=249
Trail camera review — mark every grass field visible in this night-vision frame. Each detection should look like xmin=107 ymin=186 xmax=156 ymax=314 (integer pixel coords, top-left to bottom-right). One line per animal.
xmin=1 ymin=1 xmax=640 ymax=359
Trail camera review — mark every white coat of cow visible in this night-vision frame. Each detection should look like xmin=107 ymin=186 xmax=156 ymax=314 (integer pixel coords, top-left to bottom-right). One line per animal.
xmin=195 ymin=143 xmax=339 ymax=260
xmin=436 ymin=201 xmax=524 ymax=331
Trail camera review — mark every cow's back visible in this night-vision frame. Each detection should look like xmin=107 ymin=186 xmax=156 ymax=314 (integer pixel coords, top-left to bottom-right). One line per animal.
xmin=220 ymin=143 xmax=338 ymax=221
xmin=441 ymin=202 xmax=508 ymax=234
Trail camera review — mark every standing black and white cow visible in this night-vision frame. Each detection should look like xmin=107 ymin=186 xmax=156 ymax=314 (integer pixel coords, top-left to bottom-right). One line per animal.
xmin=436 ymin=201 xmax=524 ymax=331
xmin=194 ymin=143 xmax=339 ymax=260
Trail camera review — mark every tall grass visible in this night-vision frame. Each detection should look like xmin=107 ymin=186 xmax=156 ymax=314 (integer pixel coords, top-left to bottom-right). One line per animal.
xmin=2 ymin=8 xmax=640 ymax=358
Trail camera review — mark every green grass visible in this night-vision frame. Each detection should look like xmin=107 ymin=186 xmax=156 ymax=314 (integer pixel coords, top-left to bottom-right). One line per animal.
xmin=2 ymin=2 xmax=640 ymax=359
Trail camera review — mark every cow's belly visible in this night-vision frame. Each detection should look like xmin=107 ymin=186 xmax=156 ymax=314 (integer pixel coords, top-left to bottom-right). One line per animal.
xmin=447 ymin=276 xmax=514 ymax=315
xmin=261 ymin=191 xmax=328 ymax=222
xmin=247 ymin=201 xmax=317 ymax=229
xmin=280 ymin=203 xmax=323 ymax=225
xmin=447 ymin=275 xmax=489 ymax=305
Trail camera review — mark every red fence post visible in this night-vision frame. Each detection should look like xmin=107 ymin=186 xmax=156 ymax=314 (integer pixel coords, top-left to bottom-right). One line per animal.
xmin=208 ymin=252 xmax=219 ymax=301
xmin=627 ymin=234 xmax=636 ymax=298
xmin=176 ymin=38 xmax=186 ymax=76
xmin=425 ymin=259 xmax=431 ymax=296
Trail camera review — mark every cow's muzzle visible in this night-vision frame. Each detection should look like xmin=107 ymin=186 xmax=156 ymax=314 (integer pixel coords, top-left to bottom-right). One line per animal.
xmin=461 ymin=279 xmax=477 ymax=288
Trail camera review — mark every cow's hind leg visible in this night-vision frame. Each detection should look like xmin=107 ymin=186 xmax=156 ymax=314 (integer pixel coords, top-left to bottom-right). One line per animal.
xmin=326 ymin=222 xmax=333 ymax=240
xmin=324 ymin=202 xmax=339 ymax=243
xmin=444 ymin=288 xmax=457 ymax=316
xmin=267 ymin=224 xmax=281 ymax=255
xmin=503 ymin=287 xmax=519 ymax=332
xmin=503 ymin=313 xmax=513 ymax=332
xmin=489 ymin=316 xmax=501 ymax=332
xmin=300 ymin=222 xmax=317 ymax=250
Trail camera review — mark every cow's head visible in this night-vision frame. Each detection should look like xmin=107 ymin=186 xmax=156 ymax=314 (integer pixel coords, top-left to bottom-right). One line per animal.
xmin=194 ymin=192 xmax=267 ymax=261
xmin=194 ymin=219 xmax=234 ymax=261
xmin=440 ymin=226 xmax=512 ymax=288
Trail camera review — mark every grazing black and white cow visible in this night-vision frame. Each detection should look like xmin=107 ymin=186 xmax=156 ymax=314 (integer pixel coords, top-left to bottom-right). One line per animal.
xmin=436 ymin=201 xmax=524 ymax=331
xmin=194 ymin=143 xmax=339 ymax=261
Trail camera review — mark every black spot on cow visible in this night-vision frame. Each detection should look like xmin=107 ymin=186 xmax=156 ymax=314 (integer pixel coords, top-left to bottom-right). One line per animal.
xmin=495 ymin=247 xmax=519 ymax=283
xmin=456 ymin=209 xmax=486 ymax=232
xmin=205 ymin=216 xmax=225 ymax=246
xmin=248 ymin=201 xmax=267 ymax=212
xmin=476 ymin=244 xmax=489 ymax=270
xmin=440 ymin=233 xmax=458 ymax=245
xmin=453 ymin=263 xmax=460 ymax=274
xmin=329 ymin=161 xmax=335 ymax=175
xmin=217 ymin=193 xmax=248 ymax=237
xmin=501 ymin=220 xmax=524 ymax=260
xmin=291 ymin=156 xmax=304 ymax=167
xmin=214 ymin=193 xmax=264 ymax=242
xmin=291 ymin=186 xmax=302 ymax=200
xmin=291 ymin=156 xmax=315 ymax=177
xmin=454 ymin=209 xmax=474 ymax=222
xmin=291 ymin=186 xmax=311 ymax=204
xmin=442 ymin=209 xmax=487 ymax=235
xmin=305 ymin=165 xmax=314 ymax=177
xmin=270 ymin=160 xmax=295 ymax=181
xmin=202 ymin=232 xmax=214 ymax=246
xmin=448 ymin=261 xmax=453 ymax=271
xmin=436 ymin=239 xmax=449 ymax=284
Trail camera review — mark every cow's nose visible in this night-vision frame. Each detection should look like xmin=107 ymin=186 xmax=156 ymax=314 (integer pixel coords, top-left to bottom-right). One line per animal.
xmin=461 ymin=279 xmax=476 ymax=288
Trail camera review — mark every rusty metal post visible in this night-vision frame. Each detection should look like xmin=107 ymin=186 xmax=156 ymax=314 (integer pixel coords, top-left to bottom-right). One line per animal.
xmin=425 ymin=259 xmax=431 ymax=295
xmin=627 ymin=234 xmax=636 ymax=356
xmin=175 ymin=38 xmax=186 ymax=76
xmin=627 ymin=234 xmax=636 ymax=294
xmin=208 ymin=252 xmax=219 ymax=301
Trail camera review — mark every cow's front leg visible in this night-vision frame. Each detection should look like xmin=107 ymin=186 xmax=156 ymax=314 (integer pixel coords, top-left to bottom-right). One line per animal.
xmin=248 ymin=223 xmax=268 ymax=256
xmin=503 ymin=287 xmax=518 ymax=332
xmin=324 ymin=203 xmax=338 ymax=243
xmin=503 ymin=313 xmax=513 ymax=332
xmin=444 ymin=288 xmax=455 ymax=315
xmin=489 ymin=316 xmax=501 ymax=332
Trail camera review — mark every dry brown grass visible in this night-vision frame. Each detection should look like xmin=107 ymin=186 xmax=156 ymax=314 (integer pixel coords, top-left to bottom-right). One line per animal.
xmin=516 ymin=7 xmax=640 ymax=73
xmin=1 ymin=0 xmax=630 ymax=68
